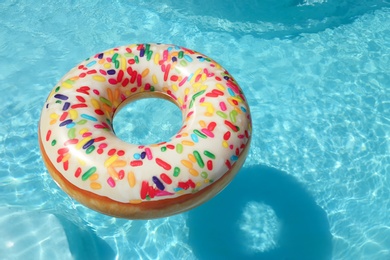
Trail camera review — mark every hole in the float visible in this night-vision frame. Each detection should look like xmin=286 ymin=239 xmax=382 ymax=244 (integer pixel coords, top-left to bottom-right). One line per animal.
xmin=113 ymin=97 xmax=182 ymax=145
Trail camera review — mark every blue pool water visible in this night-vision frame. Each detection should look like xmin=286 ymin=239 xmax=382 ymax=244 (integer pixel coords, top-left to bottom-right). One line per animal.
xmin=1 ymin=0 xmax=390 ymax=259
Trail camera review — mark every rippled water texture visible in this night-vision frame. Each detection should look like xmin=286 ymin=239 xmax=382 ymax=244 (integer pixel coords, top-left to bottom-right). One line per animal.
xmin=1 ymin=0 xmax=390 ymax=259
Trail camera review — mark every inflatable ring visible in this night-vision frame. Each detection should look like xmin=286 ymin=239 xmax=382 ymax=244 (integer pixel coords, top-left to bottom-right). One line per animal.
xmin=39 ymin=43 xmax=252 ymax=219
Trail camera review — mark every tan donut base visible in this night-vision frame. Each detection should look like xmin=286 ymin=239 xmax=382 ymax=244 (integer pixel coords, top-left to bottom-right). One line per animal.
xmin=39 ymin=131 xmax=251 ymax=219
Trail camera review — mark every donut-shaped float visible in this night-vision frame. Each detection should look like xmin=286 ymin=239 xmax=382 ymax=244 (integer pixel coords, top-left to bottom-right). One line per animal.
xmin=39 ymin=43 xmax=252 ymax=219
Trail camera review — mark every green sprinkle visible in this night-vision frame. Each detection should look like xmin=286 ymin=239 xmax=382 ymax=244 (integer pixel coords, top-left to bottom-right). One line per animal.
xmin=55 ymin=86 xmax=60 ymax=92
xmin=77 ymin=119 xmax=87 ymax=125
xmin=192 ymin=90 xmax=206 ymax=101
xmin=161 ymin=146 xmax=167 ymax=152
xmin=134 ymin=56 xmax=139 ymax=64
xmin=99 ymin=96 xmax=112 ymax=106
xmin=68 ymin=128 xmax=76 ymax=139
xmin=193 ymin=129 xmax=206 ymax=138
xmin=146 ymin=50 xmax=153 ymax=61
xmin=150 ymin=86 xmax=155 ymax=91
xmin=112 ymin=53 xmax=119 ymax=62
xmin=180 ymin=60 xmax=187 ymax=66
xmin=189 ymin=99 xmax=194 ymax=109
xmin=81 ymin=167 xmax=97 ymax=181
xmin=178 ymin=51 xmax=184 ymax=59
xmin=86 ymin=145 xmax=95 ymax=154
xmin=229 ymin=110 xmax=238 ymax=123
xmin=114 ymin=60 xmax=120 ymax=69
xmin=201 ymin=172 xmax=208 ymax=179
xmin=176 ymin=143 xmax=183 ymax=154
xmin=216 ymin=111 xmax=228 ymax=119
xmin=51 ymin=140 xmax=57 ymax=146
xmin=203 ymin=150 xmax=216 ymax=159
xmin=193 ymin=151 xmax=204 ymax=168
xmin=173 ymin=167 xmax=180 ymax=177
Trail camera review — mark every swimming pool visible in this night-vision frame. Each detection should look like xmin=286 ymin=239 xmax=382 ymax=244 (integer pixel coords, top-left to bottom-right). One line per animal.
xmin=1 ymin=0 xmax=390 ymax=259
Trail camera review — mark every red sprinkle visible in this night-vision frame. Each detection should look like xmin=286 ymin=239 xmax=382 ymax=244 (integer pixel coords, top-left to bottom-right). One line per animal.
xmin=160 ymin=173 xmax=172 ymax=184
xmin=207 ymin=160 xmax=213 ymax=171
xmin=64 ymin=139 xmax=78 ymax=146
xmin=130 ymin=160 xmax=143 ymax=167
xmin=156 ymin=158 xmax=172 ymax=170
xmin=118 ymin=170 xmax=125 ymax=180
xmin=108 ymin=149 xmax=116 ymax=156
xmin=223 ymin=131 xmax=231 ymax=140
xmin=46 ymin=130 xmax=51 ymax=141
xmin=74 ymin=167 xmax=82 ymax=178
xmin=224 ymin=120 xmax=239 ymax=132
xmin=207 ymin=122 xmax=216 ymax=131
xmin=141 ymin=181 xmax=148 ymax=199
xmin=57 ymin=148 xmax=69 ymax=154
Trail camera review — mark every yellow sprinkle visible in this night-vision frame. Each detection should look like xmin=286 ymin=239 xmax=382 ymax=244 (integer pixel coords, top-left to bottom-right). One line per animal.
xmin=61 ymin=153 xmax=71 ymax=162
xmin=50 ymin=113 xmax=59 ymax=119
xmin=91 ymin=98 xmax=100 ymax=109
xmin=98 ymin=59 xmax=105 ymax=64
xmin=103 ymin=63 xmax=111 ymax=68
xmin=188 ymin=154 xmax=196 ymax=163
xmin=178 ymin=97 xmax=183 ymax=106
xmin=181 ymin=159 xmax=193 ymax=169
xmin=189 ymin=168 xmax=199 ymax=176
xmin=154 ymin=53 xmax=160 ymax=65
xmin=185 ymin=88 xmax=190 ymax=95
xmin=199 ymin=120 xmax=206 ymax=128
xmin=92 ymin=75 xmax=106 ymax=82
xmin=200 ymin=102 xmax=214 ymax=114
xmin=152 ymin=74 xmax=158 ymax=84
xmin=69 ymin=109 xmax=78 ymax=120
xmin=49 ymin=119 xmax=57 ymax=125
xmin=128 ymin=171 xmax=136 ymax=187
xmin=89 ymin=173 xmax=99 ymax=181
xmin=121 ymin=57 xmax=126 ymax=71
xmin=204 ymin=112 xmax=213 ymax=117
xmin=130 ymin=199 xmax=142 ymax=204
xmin=76 ymin=137 xmax=92 ymax=150
xmin=216 ymin=83 xmax=225 ymax=91
xmin=181 ymin=133 xmax=189 ymax=137
xmin=107 ymin=167 xmax=119 ymax=180
xmin=90 ymin=182 xmax=102 ymax=190
xmin=201 ymin=73 xmax=207 ymax=81
xmin=222 ymin=141 xmax=229 ymax=148
xmin=182 ymin=140 xmax=195 ymax=146
xmin=77 ymin=158 xmax=86 ymax=166
xmin=114 ymin=88 xmax=120 ymax=101
xmin=70 ymin=76 xmax=79 ymax=81
xmin=204 ymin=179 xmax=210 ymax=183
xmin=104 ymin=155 xmax=118 ymax=168
xmin=61 ymin=82 xmax=73 ymax=89
xmin=141 ymin=68 xmax=150 ymax=77
xmin=172 ymin=84 xmax=178 ymax=92
xmin=111 ymin=160 xmax=127 ymax=167
xmin=79 ymin=128 xmax=88 ymax=134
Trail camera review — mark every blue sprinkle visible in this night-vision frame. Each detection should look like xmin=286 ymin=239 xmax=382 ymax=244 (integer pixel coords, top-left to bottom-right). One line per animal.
xmin=224 ymin=76 xmax=230 ymax=80
xmin=86 ymin=60 xmax=97 ymax=67
xmin=59 ymin=119 xmax=72 ymax=127
xmin=133 ymin=153 xmax=141 ymax=159
xmin=184 ymin=55 xmax=193 ymax=62
xmin=107 ymin=69 xmax=116 ymax=75
xmin=187 ymin=73 xmax=194 ymax=82
xmin=81 ymin=114 xmax=98 ymax=121
xmin=240 ymin=106 xmax=247 ymax=113
xmin=230 ymin=155 xmax=238 ymax=161
xmin=140 ymin=152 xmax=146 ymax=159
xmin=98 ymin=53 xmax=104 ymax=59
xmin=54 ymin=94 xmax=68 ymax=100
xmin=152 ymin=176 xmax=165 ymax=190
xmin=66 ymin=122 xmax=76 ymax=128
xmin=62 ymin=102 xmax=70 ymax=111
xmin=172 ymin=56 xmax=177 ymax=62
xmin=228 ymin=88 xmax=235 ymax=97
xmin=191 ymin=133 xmax=199 ymax=143
xmin=83 ymin=139 xmax=94 ymax=149
xmin=140 ymin=48 xmax=145 ymax=57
